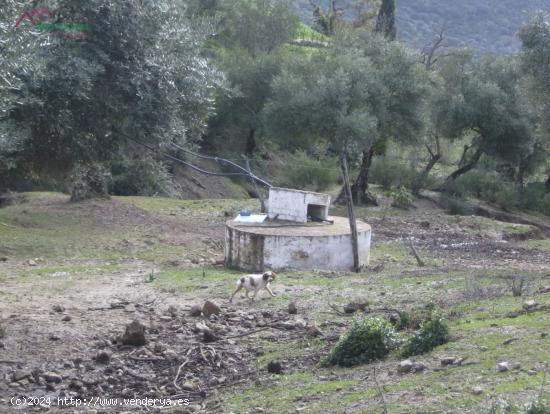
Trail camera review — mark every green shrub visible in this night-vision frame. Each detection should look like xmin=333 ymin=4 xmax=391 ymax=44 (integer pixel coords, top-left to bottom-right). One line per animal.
xmin=395 ymin=305 xmax=435 ymax=330
xmin=110 ymin=156 xmax=178 ymax=197
xmin=440 ymin=194 xmax=473 ymax=215
xmin=391 ymin=186 xmax=415 ymax=210
xmin=371 ymin=157 xmax=418 ymax=190
xmin=278 ymin=151 xmax=339 ymax=192
xmin=69 ymin=163 xmax=110 ymax=202
xmin=526 ymin=400 xmax=550 ymax=414
xmin=402 ymin=318 xmax=449 ymax=357
xmin=321 ymin=317 xmax=397 ymax=367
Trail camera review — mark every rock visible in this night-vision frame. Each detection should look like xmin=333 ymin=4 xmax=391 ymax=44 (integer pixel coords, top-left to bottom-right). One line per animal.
xmin=294 ymin=319 xmax=307 ymax=329
xmin=159 ymin=316 xmax=172 ymax=322
xmin=398 ymin=360 xmax=413 ymax=373
xmin=306 ymin=323 xmax=322 ymax=337
xmin=121 ymin=320 xmax=146 ymax=346
xmin=164 ymin=349 xmax=178 ymax=360
xmin=181 ymin=382 xmax=196 ymax=391
xmin=194 ymin=322 xmax=208 ymax=332
xmin=27 ymin=259 xmax=37 ymax=266
xmin=344 ymin=301 xmax=369 ymax=314
xmin=412 ymin=362 xmax=427 ymax=372
xmin=267 ymin=361 xmax=283 ymax=374
xmin=441 ymin=357 xmax=458 ymax=366
xmin=202 ymin=301 xmax=221 ymax=318
xmin=479 ymin=346 xmax=489 ymax=352
xmin=62 ymin=315 xmax=71 ymax=322
xmin=527 ymin=369 xmax=538 ymax=376
xmin=510 ymin=362 xmax=521 ymax=370
xmin=472 ymin=387 xmax=483 ymax=396
xmin=202 ymin=329 xmax=218 ymax=343
xmin=279 ymin=321 xmax=296 ymax=330
xmin=539 ymin=286 xmax=550 ymax=294
xmin=52 ymin=304 xmax=65 ymax=313
xmin=94 ymin=351 xmax=111 ymax=365
xmin=523 ymin=300 xmax=538 ymax=311
xmin=0 ymin=257 xmax=7 ymax=262
xmin=124 ymin=304 xmax=136 ymax=313
xmin=496 ymin=362 xmax=510 ymax=372
xmin=288 ymin=302 xmax=298 ymax=315
xmin=43 ymin=372 xmax=62 ymax=384
xmin=12 ymin=370 xmax=31 ymax=382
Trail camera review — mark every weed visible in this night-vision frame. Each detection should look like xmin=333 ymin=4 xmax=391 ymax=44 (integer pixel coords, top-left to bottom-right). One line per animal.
xmin=321 ymin=317 xmax=397 ymax=367
xmin=402 ymin=318 xmax=449 ymax=357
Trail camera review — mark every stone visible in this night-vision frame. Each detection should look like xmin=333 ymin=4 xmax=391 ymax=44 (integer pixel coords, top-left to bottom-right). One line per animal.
xmin=279 ymin=321 xmax=296 ymax=330
xmin=306 ymin=323 xmax=322 ymax=337
xmin=288 ymin=302 xmax=298 ymax=315
xmin=159 ymin=316 xmax=172 ymax=322
xmin=43 ymin=372 xmax=62 ymax=384
xmin=538 ymin=286 xmax=550 ymax=294
xmin=12 ymin=370 xmax=31 ymax=382
xmin=202 ymin=301 xmax=221 ymax=318
xmin=523 ymin=300 xmax=538 ymax=311
xmin=267 ymin=361 xmax=283 ymax=374
xmin=496 ymin=362 xmax=510 ymax=372
xmin=121 ymin=320 xmax=146 ymax=346
xmin=124 ymin=304 xmax=136 ymax=313
xmin=294 ymin=319 xmax=307 ymax=329
xmin=472 ymin=387 xmax=483 ymax=396
xmin=27 ymin=259 xmax=37 ymax=266
xmin=441 ymin=357 xmax=458 ymax=366
xmin=52 ymin=304 xmax=65 ymax=313
xmin=62 ymin=315 xmax=71 ymax=322
xmin=202 ymin=329 xmax=218 ymax=343
xmin=510 ymin=362 xmax=521 ymax=370
xmin=398 ymin=360 xmax=413 ymax=373
xmin=181 ymin=382 xmax=196 ymax=391
xmin=412 ymin=362 xmax=427 ymax=372
xmin=94 ymin=351 xmax=111 ymax=365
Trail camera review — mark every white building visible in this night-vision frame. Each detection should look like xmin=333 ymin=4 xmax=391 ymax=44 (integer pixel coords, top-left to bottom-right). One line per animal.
xmin=267 ymin=187 xmax=331 ymax=223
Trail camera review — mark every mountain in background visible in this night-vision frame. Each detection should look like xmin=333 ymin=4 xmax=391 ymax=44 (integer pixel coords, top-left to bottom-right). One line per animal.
xmin=294 ymin=0 xmax=550 ymax=54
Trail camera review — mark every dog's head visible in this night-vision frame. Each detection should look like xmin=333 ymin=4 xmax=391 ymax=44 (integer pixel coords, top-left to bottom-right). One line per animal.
xmin=262 ymin=271 xmax=276 ymax=283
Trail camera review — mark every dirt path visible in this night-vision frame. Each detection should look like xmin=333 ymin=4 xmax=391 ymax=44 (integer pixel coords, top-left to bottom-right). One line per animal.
xmin=1 ymin=193 xmax=549 ymax=413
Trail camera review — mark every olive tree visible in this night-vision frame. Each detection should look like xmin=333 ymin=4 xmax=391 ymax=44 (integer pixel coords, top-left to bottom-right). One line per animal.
xmin=1 ymin=0 xmax=222 ymax=195
xmin=519 ymin=13 xmax=550 ymax=190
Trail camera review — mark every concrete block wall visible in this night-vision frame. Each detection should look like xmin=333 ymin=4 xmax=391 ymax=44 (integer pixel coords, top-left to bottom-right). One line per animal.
xmin=268 ymin=187 xmax=331 ymax=223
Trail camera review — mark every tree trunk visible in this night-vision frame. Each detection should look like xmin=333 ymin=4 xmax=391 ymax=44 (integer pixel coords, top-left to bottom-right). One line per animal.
xmin=245 ymin=128 xmax=256 ymax=155
xmin=445 ymin=148 xmax=483 ymax=182
xmin=336 ymin=147 xmax=377 ymax=206
xmin=244 ymin=158 xmax=266 ymax=213
xmin=412 ymin=135 xmax=441 ymax=195
xmin=340 ymin=152 xmax=360 ymax=273
xmin=413 ymin=153 xmax=440 ymax=195
xmin=516 ymin=161 xmax=525 ymax=187
xmin=458 ymin=144 xmax=470 ymax=168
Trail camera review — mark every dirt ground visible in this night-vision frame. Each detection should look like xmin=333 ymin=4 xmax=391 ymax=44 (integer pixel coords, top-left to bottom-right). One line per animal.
xmin=0 ymin=192 xmax=549 ymax=413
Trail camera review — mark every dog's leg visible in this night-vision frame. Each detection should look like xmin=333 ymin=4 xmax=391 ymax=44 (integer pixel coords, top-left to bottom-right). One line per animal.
xmin=251 ymin=288 xmax=260 ymax=301
xmin=266 ymin=285 xmax=276 ymax=297
xmin=230 ymin=285 xmax=242 ymax=303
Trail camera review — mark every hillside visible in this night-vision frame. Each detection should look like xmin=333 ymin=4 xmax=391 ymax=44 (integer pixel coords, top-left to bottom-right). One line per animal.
xmin=294 ymin=0 xmax=550 ymax=54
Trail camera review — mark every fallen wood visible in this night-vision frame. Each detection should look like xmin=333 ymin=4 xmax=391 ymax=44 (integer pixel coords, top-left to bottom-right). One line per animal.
xmin=408 ymin=238 xmax=426 ymax=267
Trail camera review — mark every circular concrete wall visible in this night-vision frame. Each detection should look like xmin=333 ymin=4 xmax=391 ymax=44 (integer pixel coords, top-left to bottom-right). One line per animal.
xmin=225 ymin=217 xmax=371 ymax=272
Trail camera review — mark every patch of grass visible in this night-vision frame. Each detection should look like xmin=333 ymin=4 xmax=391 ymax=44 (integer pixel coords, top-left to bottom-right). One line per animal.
xmin=117 ymin=196 xmax=258 ymax=218
xmin=153 ymin=268 xmax=239 ymax=292
xmin=222 ymin=371 xmax=368 ymax=414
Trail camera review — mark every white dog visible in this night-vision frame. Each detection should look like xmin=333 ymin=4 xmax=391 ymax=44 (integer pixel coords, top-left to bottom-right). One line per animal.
xmin=230 ymin=271 xmax=277 ymax=302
